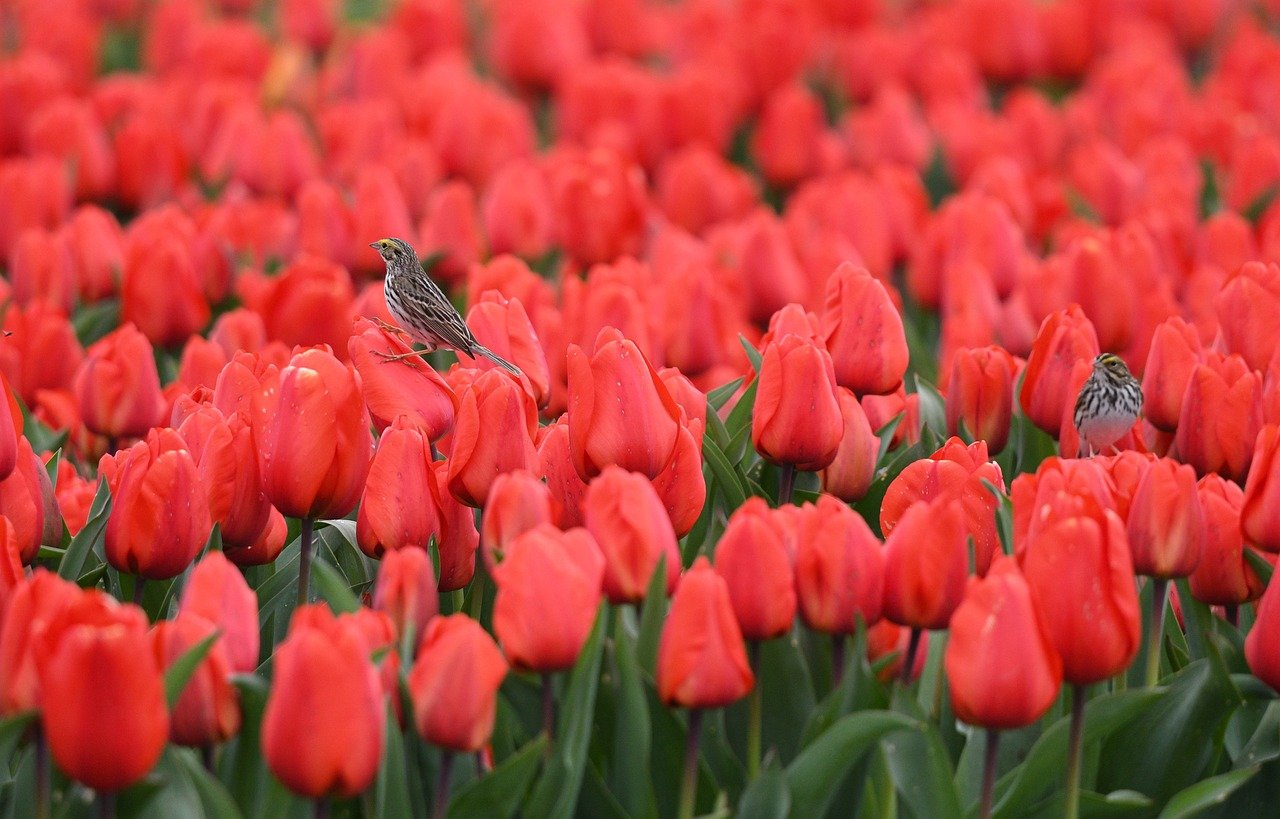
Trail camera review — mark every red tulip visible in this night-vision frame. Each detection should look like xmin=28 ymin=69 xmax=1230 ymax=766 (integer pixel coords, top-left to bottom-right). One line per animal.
xmin=261 ymin=605 xmax=385 ymax=798
xmin=0 ymin=437 xmax=61 ymax=564
xmin=482 ymin=159 xmax=553 ymax=260
xmin=466 ymin=291 xmax=552 ymax=407
xmin=432 ymin=460 xmax=479 ymax=592
xmin=658 ymin=557 xmax=755 ymax=709
xmin=494 ymin=525 xmax=604 ymax=672
xmin=480 ymin=469 xmax=555 ymax=571
xmin=9 ymin=228 xmax=74 ymax=313
xmin=408 ymin=614 xmax=509 ymax=752
xmin=1011 ymin=457 xmax=1116 ymax=553
xmin=0 ymin=517 xmax=23 ymax=629
xmin=946 ymin=557 xmax=1062 ymax=730
xmin=752 ymin=332 xmax=844 ymax=471
xmin=373 ymin=547 xmax=438 ymax=649
xmin=1189 ymin=475 xmax=1266 ymax=607
xmin=1245 ymin=574 xmax=1280 ymax=692
xmin=179 ymin=551 xmax=261 ymax=675
xmin=821 ymin=262 xmax=908 ymax=397
xmin=584 ymin=466 xmax=681 ymax=604
xmin=538 ymin=418 xmax=589 ymax=528
xmin=1175 ymin=353 xmax=1263 ymax=483
xmin=121 ymin=230 xmax=210 ymax=348
xmin=35 ymin=591 xmax=168 ymax=792
xmin=151 ymin=613 xmax=240 ymax=747
xmin=736 ymin=210 xmax=809 ymax=326
xmin=418 ymin=180 xmax=486 ymax=284
xmin=793 ymin=494 xmax=885 ymax=634
xmin=101 ymin=428 xmax=211 ymax=580
xmin=1127 ymin=458 xmax=1204 ymax=578
xmin=567 ymin=328 xmax=682 ymax=480
xmin=713 ymin=498 xmax=796 ymax=641
xmin=0 ymin=299 xmax=84 ymax=407
xmin=251 ymin=346 xmax=373 ymax=520
xmin=883 ymin=496 xmax=970 ymax=631
xmin=447 ymin=370 xmax=540 ymax=508
xmin=1216 ymin=261 xmax=1280 ymax=373
xmin=820 ymin=388 xmax=880 ymax=502
xmin=239 ymin=256 xmax=356 ymax=354
xmin=356 ymin=417 xmax=444 ymax=559
xmin=348 ymin=318 xmax=457 ymax=440
xmin=1018 ymin=305 xmax=1100 ymax=436
xmin=651 ymin=413 xmax=707 ymax=538
xmin=1021 ymin=499 xmax=1140 ymax=685
xmin=1142 ymin=317 xmax=1202 ymax=433
xmin=73 ymin=323 xmax=166 ymax=441
xmin=946 ymin=345 xmax=1018 ymax=454
xmin=867 ymin=620 xmax=929 ymax=684
xmin=547 ymin=147 xmax=647 ymax=267
xmin=1244 ymin=425 xmax=1280 ymax=553
xmin=752 ymin=83 xmax=823 ymax=188
xmin=0 ymin=570 xmax=80 ymax=715
xmin=175 ymin=402 xmax=273 ymax=556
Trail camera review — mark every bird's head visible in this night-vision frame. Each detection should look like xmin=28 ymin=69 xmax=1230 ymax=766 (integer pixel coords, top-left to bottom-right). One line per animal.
xmin=370 ymin=238 xmax=414 ymax=264
xmin=1094 ymin=352 xmax=1131 ymax=379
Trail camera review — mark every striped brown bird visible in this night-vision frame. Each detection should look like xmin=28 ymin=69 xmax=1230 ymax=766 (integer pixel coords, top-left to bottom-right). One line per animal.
xmin=370 ymin=237 xmax=521 ymax=375
xmin=1073 ymin=353 xmax=1142 ymax=457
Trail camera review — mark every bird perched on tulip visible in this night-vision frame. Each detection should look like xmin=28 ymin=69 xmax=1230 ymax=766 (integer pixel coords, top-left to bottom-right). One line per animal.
xmin=370 ymin=237 xmax=521 ymax=375
xmin=1073 ymin=353 xmax=1141 ymax=457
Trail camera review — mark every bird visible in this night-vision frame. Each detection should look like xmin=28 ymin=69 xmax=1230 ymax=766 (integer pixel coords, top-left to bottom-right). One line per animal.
xmin=1072 ymin=352 xmax=1142 ymax=457
xmin=369 ymin=237 xmax=522 ymax=375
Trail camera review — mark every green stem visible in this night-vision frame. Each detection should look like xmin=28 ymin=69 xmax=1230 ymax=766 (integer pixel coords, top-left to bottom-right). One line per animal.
xmin=747 ymin=642 xmax=762 ymax=781
xmin=97 ymin=791 xmax=116 ymax=819
xmin=34 ymin=726 xmax=48 ymax=819
xmin=132 ymin=576 xmax=146 ymax=607
xmin=777 ymin=463 xmax=796 ymax=507
xmin=678 ymin=709 xmax=703 ymax=819
xmin=1145 ymin=579 xmax=1169 ymax=687
xmin=1064 ymin=684 xmax=1088 ymax=819
xmin=433 ymin=751 xmax=454 ymax=819
xmin=899 ymin=627 xmax=923 ymax=687
xmin=831 ymin=633 xmax=846 ymax=689
xmin=314 ymin=797 xmax=329 ymax=819
xmin=979 ymin=729 xmax=1000 ymax=819
xmin=1226 ymin=604 xmax=1239 ymax=628
xmin=541 ymin=672 xmax=555 ymax=746
xmin=297 ymin=518 xmax=314 ymax=608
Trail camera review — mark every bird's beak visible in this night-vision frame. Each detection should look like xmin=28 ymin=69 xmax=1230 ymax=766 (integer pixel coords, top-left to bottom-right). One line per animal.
xmin=369 ymin=242 xmax=381 ymax=250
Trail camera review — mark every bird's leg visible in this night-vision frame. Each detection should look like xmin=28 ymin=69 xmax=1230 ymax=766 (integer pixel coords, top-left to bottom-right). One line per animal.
xmin=373 ymin=347 xmax=435 ymax=363
xmin=370 ymin=316 xmax=406 ymax=335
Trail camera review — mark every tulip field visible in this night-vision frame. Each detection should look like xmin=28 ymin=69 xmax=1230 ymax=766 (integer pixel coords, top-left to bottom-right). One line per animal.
xmin=8 ymin=0 xmax=1280 ymax=817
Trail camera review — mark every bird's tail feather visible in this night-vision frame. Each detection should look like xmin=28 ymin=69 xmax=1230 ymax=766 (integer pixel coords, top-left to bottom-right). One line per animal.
xmin=476 ymin=345 xmax=522 ymax=376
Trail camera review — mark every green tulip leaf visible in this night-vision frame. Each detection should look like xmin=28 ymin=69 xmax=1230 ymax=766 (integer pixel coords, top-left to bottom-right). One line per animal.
xmin=373 ymin=707 xmax=413 ymax=819
xmin=164 ymin=630 xmax=220 ymax=710
xmin=784 ymin=710 xmax=917 ymax=818
xmin=703 ymin=435 xmax=749 ymax=511
xmin=609 ymin=617 xmax=656 ymax=818
xmin=449 ymin=735 xmax=547 ymax=819
xmin=1157 ymin=765 xmax=1260 ymax=819
xmin=310 ymin=554 xmax=362 ymax=614
xmin=738 ymin=757 xmax=791 ymax=819
xmin=57 ymin=478 xmax=111 ymax=581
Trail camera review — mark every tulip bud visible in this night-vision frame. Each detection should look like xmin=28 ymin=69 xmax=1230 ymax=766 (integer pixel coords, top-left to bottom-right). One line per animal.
xmin=752 ymin=333 xmax=844 ymax=471
xmin=73 ymin=323 xmax=166 ymax=441
xmin=179 ymin=551 xmax=261 ymax=674
xmin=151 ymin=613 xmax=240 ymax=747
xmin=1245 ymin=427 xmax=1280 ymax=556
xmin=945 ymin=557 xmax=1062 ymax=729
xmin=821 ymin=263 xmax=908 ymax=396
xmin=0 ymin=570 xmax=80 ymax=715
xmin=567 ymin=328 xmax=682 ymax=480
xmin=1189 ymin=475 xmax=1266 ymax=606
xmin=584 ymin=467 xmax=681 ymax=604
xmin=547 ymin=148 xmax=647 ymax=267
xmin=1142 ymin=317 xmax=1202 ymax=433
xmin=1021 ymin=500 xmax=1140 ymax=685
xmin=357 ymin=418 xmax=445 ymax=560
xmin=712 ymin=498 xmax=795 ymax=641
xmin=652 ymin=414 xmax=707 ymax=537
xmin=262 ymin=605 xmax=385 ymax=798
xmin=538 ymin=418 xmax=589 ymax=528
xmin=447 ymin=370 xmax=540 ymax=508
xmin=657 ymin=557 xmax=755 ymax=708
xmin=883 ymin=496 xmax=969 ymax=630
xmin=1245 ymin=574 xmax=1280 ymax=692
xmin=35 ymin=591 xmax=168 ymax=792
xmin=252 ymin=346 xmax=373 ymax=520
xmin=1216 ymin=261 xmax=1280 ymax=373
xmin=1175 ymin=353 xmax=1263 ymax=483
xmin=0 ymin=437 xmax=62 ymax=564
xmin=946 ymin=346 xmax=1018 ymax=454
xmin=1128 ymin=459 xmax=1204 ymax=577
xmin=793 ymin=495 xmax=885 ymax=634
xmin=102 ymin=428 xmax=211 ymax=580
xmin=433 ymin=460 xmax=479 ymax=592
xmin=1018 ymin=305 xmax=1100 ymax=435
xmin=176 ymin=404 xmax=273 ymax=556
xmin=481 ymin=470 xmax=555 ymax=571
xmin=408 ymin=614 xmax=509 ymax=752
xmin=494 ymin=525 xmax=605 ymax=672
xmin=820 ymin=388 xmax=880 ymax=502
xmin=373 ymin=548 xmax=438 ymax=650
